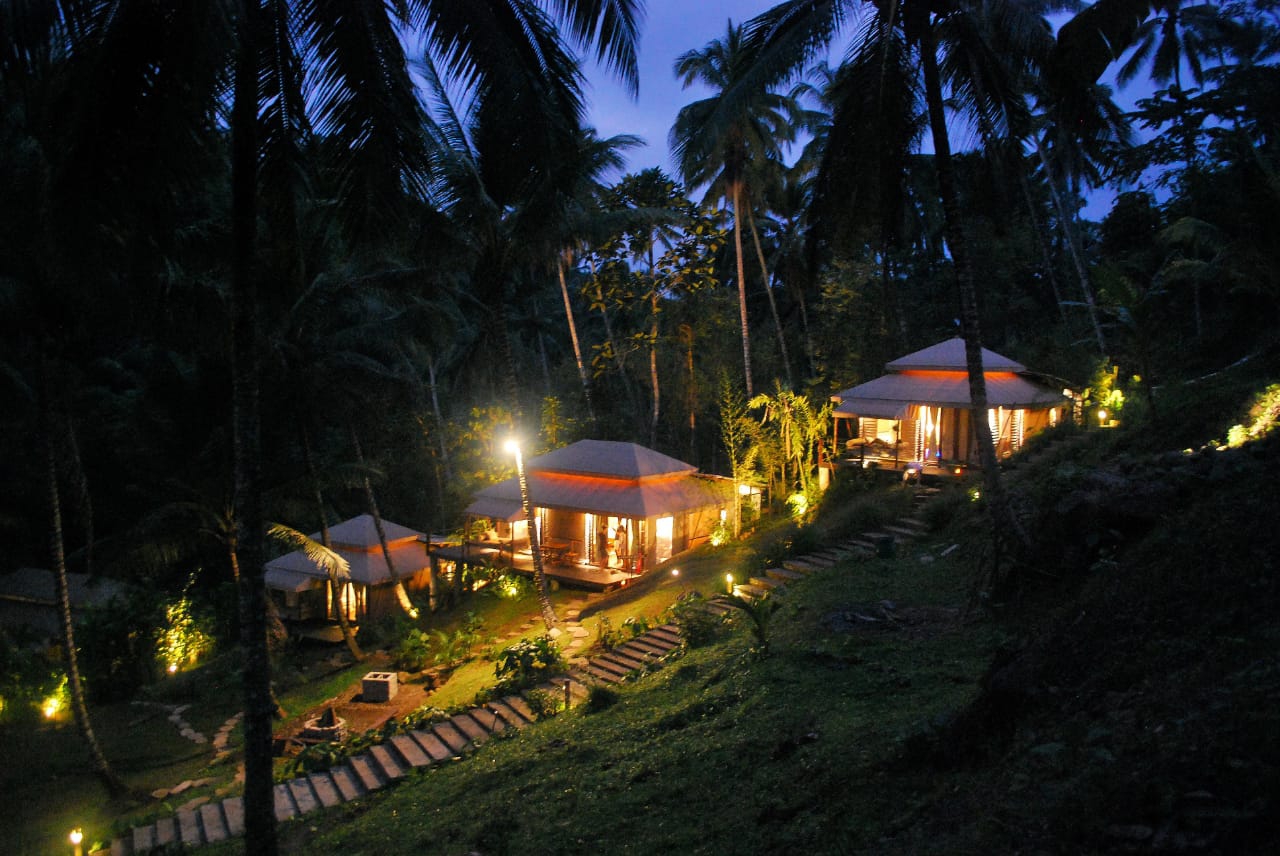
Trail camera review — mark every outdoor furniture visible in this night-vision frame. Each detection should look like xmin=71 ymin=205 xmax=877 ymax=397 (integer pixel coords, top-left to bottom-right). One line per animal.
xmin=539 ymin=537 xmax=572 ymax=563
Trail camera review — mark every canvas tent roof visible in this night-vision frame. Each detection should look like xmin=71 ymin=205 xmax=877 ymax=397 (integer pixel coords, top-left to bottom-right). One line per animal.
xmin=834 ymin=370 xmax=1067 ymax=417
xmin=885 ymin=337 xmax=1026 ymax=373
xmin=264 ymin=515 xmax=428 ymax=589
xmin=467 ymin=472 xmax=733 ymax=520
xmin=527 ymin=439 xmax=697 ymax=480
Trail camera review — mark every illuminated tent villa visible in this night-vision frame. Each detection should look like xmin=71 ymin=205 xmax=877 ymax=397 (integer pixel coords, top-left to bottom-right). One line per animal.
xmin=830 ymin=338 xmax=1072 ymax=471
xmin=264 ymin=514 xmax=430 ymax=625
xmin=442 ymin=440 xmax=738 ymax=590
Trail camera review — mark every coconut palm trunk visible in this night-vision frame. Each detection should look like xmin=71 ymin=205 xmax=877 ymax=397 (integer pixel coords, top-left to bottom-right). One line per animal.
xmin=732 ymin=181 xmax=754 ymax=397
xmin=350 ymin=427 xmax=417 ymax=618
xmin=557 ymin=254 xmax=597 ymax=428
xmin=301 ymin=427 xmax=363 ymax=660
xmin=40 ymin=351 xmax=125 ymax=797
xmin=919 ymin=28 xmax=1028 ymax=567
xmin=747 ymin=207 xmax=794 ymax=389
xmin=229 ymin=6 xmax=276 ymax=849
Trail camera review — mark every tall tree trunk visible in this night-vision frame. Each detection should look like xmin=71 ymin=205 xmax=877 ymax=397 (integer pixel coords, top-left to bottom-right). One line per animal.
xmin=680 ymin=324 xmax=696 ymax=464
xmin=424 ymin=352 xmax=454 ymax=481
xmin=230 ymin=5 xmax=277 ymax=849
xmin=532 ymin=296 xmax=553 ymax=397
xmin=40 ymin=351 xmax=125 ymax=797
xmin=512 ymin=448 xmax=557 ymax=630
xmin=588 ymin=254 xmax=640 ymax=416
xmin=557 ymin=254 xmax=597 ymax=428
xmin=1034 ymin=136 xmax=1106 ymax=353
xmin=1016 ymin=170 xmax=1070 ymax=325
xmin=649 ymin=290 xmax=660 ymax=448
xmin=747 ymin=208 xmax=793 ymax=389
xmin=732 ymin=181 xmax=754 ymax=398
xmin=920 ymin=29 xmax=1028 ymax=572
xmin=351 ymin=427 xmax=417 ymax=618
xmin=301 ymin=426 xmax=363 ymax=661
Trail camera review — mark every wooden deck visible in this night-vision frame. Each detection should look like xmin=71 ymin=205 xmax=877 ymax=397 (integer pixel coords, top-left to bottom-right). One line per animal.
xmin=431 ymin=542 xmax=635 ymax=591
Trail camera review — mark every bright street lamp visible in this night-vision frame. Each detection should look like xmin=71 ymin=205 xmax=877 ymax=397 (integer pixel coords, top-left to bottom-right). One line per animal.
xmin=69 ymin=828 xmax=83 ymax=856
xmin=506 ymin=438 xmax=558 ymax=630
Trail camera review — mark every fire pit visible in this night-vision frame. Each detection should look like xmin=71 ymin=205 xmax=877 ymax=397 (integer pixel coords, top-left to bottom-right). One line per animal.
xmin=298 ymin=706 xmax=347 ymax=744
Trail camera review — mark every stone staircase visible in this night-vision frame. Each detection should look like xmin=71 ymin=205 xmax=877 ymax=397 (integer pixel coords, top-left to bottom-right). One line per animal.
xmin=728 ymin=487 xmax=940 ymax=601
xmin=108 ymin=621 xmax=687 ymax=855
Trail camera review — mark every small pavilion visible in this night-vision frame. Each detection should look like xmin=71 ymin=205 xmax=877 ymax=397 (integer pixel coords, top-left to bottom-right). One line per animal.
xmin=264 ymin=514 xmax=430 ymax=626
xmin=830 ymin=338 xmax=1072 ymax=473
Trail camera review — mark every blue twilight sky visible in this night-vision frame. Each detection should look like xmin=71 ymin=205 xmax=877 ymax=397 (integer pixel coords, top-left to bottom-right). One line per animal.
xmin=579 ymin=2 xmax=1145 ymax=219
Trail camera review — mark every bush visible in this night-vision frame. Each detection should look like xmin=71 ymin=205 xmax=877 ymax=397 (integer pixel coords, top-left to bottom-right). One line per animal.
xmin=394 ymin=629 xmax=433 ymax=672
xmin=584 ymin=685 xmax=619 ymax=713
xmin=665 ymin=592 xmax=725 ymax=648
xmin=524 ymin=687 xmax=565 ymax=719
xmin=493 ymin=635 xmax=564 ymax=690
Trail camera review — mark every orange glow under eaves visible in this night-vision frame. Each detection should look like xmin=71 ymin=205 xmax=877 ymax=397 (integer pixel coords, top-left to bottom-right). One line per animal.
xmin=898 ymin=370 xmax=1020 ymax=380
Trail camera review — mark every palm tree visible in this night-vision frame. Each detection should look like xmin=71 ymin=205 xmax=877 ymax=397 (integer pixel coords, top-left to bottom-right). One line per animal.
xmin=671 ymin=21 xmax=806 ymax=398
xmin=745 ymin=0 xmax=1091 ymax=565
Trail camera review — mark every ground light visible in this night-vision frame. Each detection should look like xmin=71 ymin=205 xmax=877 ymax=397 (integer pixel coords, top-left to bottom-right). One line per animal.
xmin=69 ymin=827 xmax=83 ymax=856
xmin=725 ymin=573 xmax=734 ymax=594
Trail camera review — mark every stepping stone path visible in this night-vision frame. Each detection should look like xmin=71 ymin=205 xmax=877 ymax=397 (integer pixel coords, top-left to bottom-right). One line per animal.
xmin=731 ymin=486 xmax=941 ymax=601
xmin=108 ymin=496 xmax=947 ymax=854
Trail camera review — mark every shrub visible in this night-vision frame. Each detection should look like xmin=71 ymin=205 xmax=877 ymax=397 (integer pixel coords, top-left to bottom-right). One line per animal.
xmin=665 ymin=592 xmax=725 ymax=648
xmin=394 ymin=629 xmax=433 ymax=672
xmin=493 ymin=635 xmax=564 ymax=690
xmin=622 ymin=615 xmax=652 ymax=638
xmin=584 ymin=685 xmax=619 ymax=713
xmin=523 ymin=687 xmax=565 ymax=719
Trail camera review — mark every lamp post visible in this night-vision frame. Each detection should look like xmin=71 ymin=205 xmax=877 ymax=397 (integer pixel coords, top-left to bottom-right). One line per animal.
xmin=69 ymin=828 xmax=83 ymax=856
xmin=505 ymin=439 xmax=558 ymax=630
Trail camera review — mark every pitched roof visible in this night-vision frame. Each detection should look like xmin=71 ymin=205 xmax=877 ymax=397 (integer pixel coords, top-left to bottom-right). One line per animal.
xmin=467 ymin=472 xmax=733 ymax=520
xmin=527 ymin=440 xmax=696 ymax=481
xmin=833 ymin=371 xmax=1068 ymax=417
xmin=885 ymin=337 xmax=1026 ymax=373
xmin=315 ymin=514 xmax=425 ymax=550
xmin=265 ymin=515 xmax=428 ymax=588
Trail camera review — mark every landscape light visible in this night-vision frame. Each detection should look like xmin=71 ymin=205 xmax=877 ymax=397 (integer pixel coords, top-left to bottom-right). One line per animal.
xmin=725 ymin=573 xmax=734 ymax=593
xmin=670 ymin=568 xmax=679 ymax=577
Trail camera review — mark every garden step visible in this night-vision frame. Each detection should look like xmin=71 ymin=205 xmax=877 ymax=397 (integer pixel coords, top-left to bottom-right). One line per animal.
xmin=307 ymin=772 xmax=344 ymax=808
xmin=882 ymin=523 xmax=921 ymax=539
xmin=624 ymin=637 xmax=670 ymax=657
xmin=749 ymin=576 xmax=781 ymax=590
xmin=646 ymin=627 xmax=682 ymax=646
xmin=600 ymin=649 xmax=648 ymax=671
xmin=450 ymin=712 xmax=490 ymax=745
xmin=780 ymin=558 xmax=818 ymax=573
xmin=900 ymin=516 xmax=929 ymax=530
xmin=200 ymin=801 xmax=229 ymax=842
xmin=502 ymin=695 xmax=538 ymax=723
xmin=616 ymin=641 xmax=662 ymax=662
xmin=733 ymin=583 xmax=770 ymax=600
xmin=431 ymin=720 xmax=472 ymax=754
xmin=222 ymin=796 xmax=245 ymax=837
xmin=155 ymin=815 xmax=178 ymax=847
xmin=588 ymin=656 xmax=633 ymax=678
xmin=272 ymin=782 xmax=298 ymax=821
xmin=288 ymin=777 xmax=320 ymax=815
xmin=328 ymin=766 xmax=365 ymax=802
xmin=583 ymin=662 xmax=623 ymax=683
xmin=369 ymin=743 xmax=407 ymax=782
xmin=486 ymin=699 xmax=531 ymax=729
xmin=390 ymin=733 xmax=432 ymax=768
xmin=470 ymin=705 xmax=507 ymax=733
xmin=132 ymin=824 xmax=155 ymax=853
xmin=705 ymin=600 xmax=732 ymax=615
xmin=178 ymin=807 xmax=203 ymax=847
xmin=766 ymin=567 xmax=805 ymax=582
xmin=348 ymin=754 xmax=385 ymax=792
xmin=841 ymin=538 xmax=876 ymax=552
xmin=410 ymin=728 xmax=456 ymax=761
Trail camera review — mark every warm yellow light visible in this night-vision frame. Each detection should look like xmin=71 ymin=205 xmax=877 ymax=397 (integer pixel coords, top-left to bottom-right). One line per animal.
xmin=42 ymin=696 xmax=61 ymax=718
xmin=954 ymin=466 xmax=962 ymax=474
xmin=503 ymin=438 xmax=520 ymax=455
xmin=69 ymin=828 xmax=83 ymax=846
xmin=670 ymin=568 xmax=680 ymax=577
xmin=737 ymin=483 xmax=753 ymax=496
xmin=725 ymin=573 xmax=734 ymax=593
xmin=1097 ymin=409 xmax=1108 ymax=423
xmin=167 ymin=663 xmax=178 ymax=674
